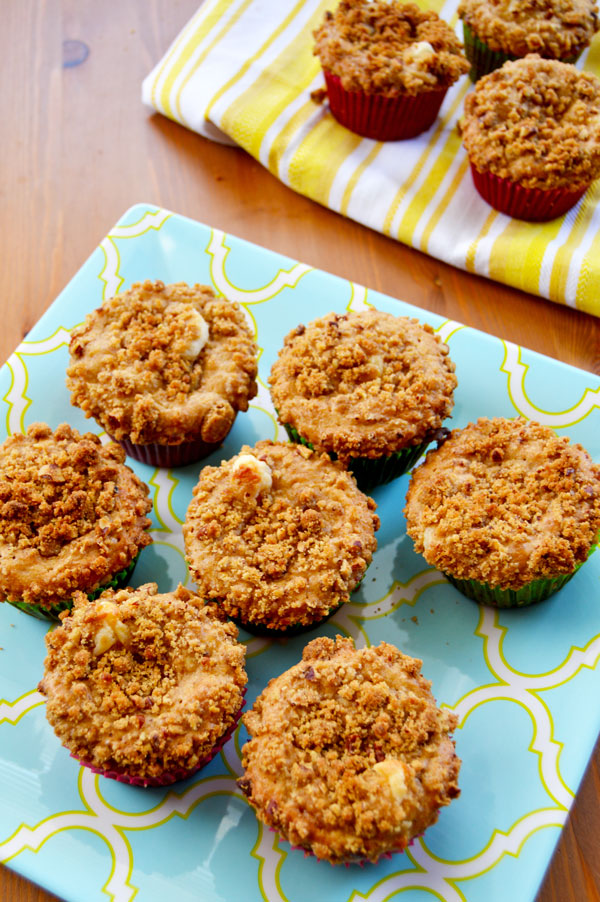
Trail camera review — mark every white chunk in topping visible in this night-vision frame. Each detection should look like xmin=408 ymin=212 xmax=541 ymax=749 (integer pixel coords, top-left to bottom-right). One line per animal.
xmin=403 ymin=41 xmax=435 ymax=69
xmin=373 ymin=758 xmax=408 ymax=803
xmin=172 ymin=304 xmax=210 ymax=360
xmin=231 ymin=454 xmax=273 ymax=496
xmin=92 ymin=600 xmax=131 ymax=656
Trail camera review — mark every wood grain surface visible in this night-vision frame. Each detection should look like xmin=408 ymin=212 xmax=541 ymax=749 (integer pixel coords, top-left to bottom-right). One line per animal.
xmin=1 ymin=2 xmax=599 ymax=901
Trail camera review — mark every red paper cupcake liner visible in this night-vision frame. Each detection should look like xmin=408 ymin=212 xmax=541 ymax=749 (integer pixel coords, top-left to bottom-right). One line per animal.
xmin=470 ymin=163 xmax=588 ymax=221
xmin=69 ymin=690 xmax=246 ymax=787
xmin=112 ymin=435 xmax=222 ymax=468
xmin=323 ymin=71 xmax=448 ymax=141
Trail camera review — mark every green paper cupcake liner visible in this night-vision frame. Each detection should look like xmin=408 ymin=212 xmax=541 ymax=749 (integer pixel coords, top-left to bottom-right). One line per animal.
xmin=444 ymin=568 xmax=580 ymax=608
xmin=7 ymin=554 xmax=141 ymax=622
xmin=462 ymin=22 xmax=579 ymax=81
xmin=281 ymin=422 xmax=430 ymax=493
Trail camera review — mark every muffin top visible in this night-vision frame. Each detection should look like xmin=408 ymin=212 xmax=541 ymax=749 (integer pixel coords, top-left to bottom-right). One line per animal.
xmin=239 ymin=635 xmax=460 ymax=863
xmin=67 ymin=280 xmax=258 ymax=447
xmin=458 ymin=0 xmax=599 ymax=59
xmin=183 ymin=441 xmax=379 ymax=631
xmin=461 ymin=56 xmax=600 ymax=190
xmin=38 ymin=583 xmax=247 ymax=780
xmin=405 ymin=417 xmax=600 ymax=590
xmin=269 ymin=310 xmax=456 ymax=464
xmin=313 ymin=0 xmax=469 ymax=95
xmin=0 ymin=423 xmax=152 ymax=610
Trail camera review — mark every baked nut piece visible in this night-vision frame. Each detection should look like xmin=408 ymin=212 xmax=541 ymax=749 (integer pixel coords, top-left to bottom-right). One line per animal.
xmin=67 ymin=280 xmax=258 ymax=467
xmin=461 ymin=55 xmax=600 ymax=219
xmin=239 ymin=635 xmax=461 ymax=863
xmin=269 ymin=309 xmax=457 ymax=491
xmin=0 ymin=423 xmax=152 ymax=619
xmin=38 ymin=583 xmax=247 ymax=786
xmin=183 ymin=441 xmax=379 ymax=634
xmin=458 ymin=0 xmax=599 ymax=80
xmin=405 ymin=417 xmax=600 ymax=607
xmin=313 ymin=0 xmax=469 ymax=139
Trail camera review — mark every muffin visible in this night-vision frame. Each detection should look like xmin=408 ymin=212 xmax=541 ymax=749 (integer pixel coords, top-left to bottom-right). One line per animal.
xmin=67 ymin=280 xmax=258 ymax=467
xmin=458 ymin=0 xmax=599 ymax=81
xmin=0 ymin=423 xmax=152 ymax=620
xmin=269 ymin=310 xmax=457 ymax=492
xmin=38 ymin=583 xmax=248 ymax=786
xmin=404 ymin=417 xmax=600 ymax=607
xmin=460 ymin=55 xmax=600 ymax=220
xmin=313 ymin=0 xmax=470 ymax=140
xmin=238 ymin=635 xmax=461 ymax=864
xmin=183 ymin=441 xmax=379 ymax=635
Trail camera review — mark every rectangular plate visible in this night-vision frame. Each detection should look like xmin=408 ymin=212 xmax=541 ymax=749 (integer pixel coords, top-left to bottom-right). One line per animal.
xmin=1 ymin=204 xmax=599 ymax=902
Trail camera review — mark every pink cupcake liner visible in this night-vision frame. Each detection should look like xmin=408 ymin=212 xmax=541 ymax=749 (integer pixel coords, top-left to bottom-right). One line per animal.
xmin=69 ymin=690 xmax=246 ymax=787
xmin=323 ymin=71 xmax=448 ymax=141
xmin=111 ymin=435 xmax=222 ymax=468
xmin=470 ymin=163 xmax=588 ymax=221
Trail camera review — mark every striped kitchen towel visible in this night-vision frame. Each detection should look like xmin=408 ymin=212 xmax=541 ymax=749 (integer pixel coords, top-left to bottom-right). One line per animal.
xmin=142 ymin=0 xmax=600 ymax=316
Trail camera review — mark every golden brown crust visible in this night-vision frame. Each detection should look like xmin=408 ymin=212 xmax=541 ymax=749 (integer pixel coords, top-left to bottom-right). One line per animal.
xmin=240 ymin=636 xmax=460 ymax=863
xmin=269 ymin=310 xmax=456 ymax=464
xmin=183 ymin=441 xmax=379 ymax=631
xmin=314 ymin=0 xmax=469 ymax=95
xmin=67 ymin=280 xmax=258 ymax=446
xmin=38 ymin=583 xmax=247 ymax=780
xmin=405 ymin=417 xmax=600 ymax=590
xmin=0 ymin=423 xmax=152 ymax=610
xmin=461 ymin=55 xmax=600 ymax=190
xmin=458 ymin=0 xmax=599 ymax=58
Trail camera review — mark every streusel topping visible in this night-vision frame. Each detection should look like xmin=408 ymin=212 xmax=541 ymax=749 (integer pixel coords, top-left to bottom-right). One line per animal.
xmin=39 ymin=584 xmax=247 ymax=780
xmin=67 ymin=280 xmax=258 ymax=446
xmin=461 ymin=55 xmax=600 ymax=189
xmin=269 ymin=310 xmax=456 ymax=464
xmin=458 ymin=0 xmax=599 ymax=59
xmin=239 ymin=636 xmax=460 ymax=863
xmin=314 ymin=0 xmax=469 ymax=94
xmin=405 ymin=417 xmax=600 ymax=590
xmin=183 ymin=442 xmax=379 ymax=631
xmin=0 ymin=423 xmax=152 ymax=609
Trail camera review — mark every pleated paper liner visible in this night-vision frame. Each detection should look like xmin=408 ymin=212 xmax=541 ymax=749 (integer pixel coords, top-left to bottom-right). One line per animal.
xmin=462 ymin=22 xmax=580 ymax=81
xmin=114 ymin=434 xmax=222 ymax=468
xmin=469 ymin=164 xmax=589 ymax=222
xmin=323 ymin=70 xmax=448 ymax=141
xmin=444 ymin=568 xmax=583 ymax=608
xmin=6 ymin=553 xmax=141 ymax=622
xmin=69 ymin=689 xmax=246 ymax=787
xmin=281 ymin=421 xmax=429 ymax=492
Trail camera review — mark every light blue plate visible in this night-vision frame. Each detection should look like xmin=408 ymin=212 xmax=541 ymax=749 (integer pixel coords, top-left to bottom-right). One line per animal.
xmin=1 ymin=204 xmax=599 ymax=902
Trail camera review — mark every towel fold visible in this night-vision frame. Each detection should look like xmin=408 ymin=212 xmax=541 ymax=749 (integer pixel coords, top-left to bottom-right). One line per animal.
xmin=142 ymin=0 xmax=600 ymax=317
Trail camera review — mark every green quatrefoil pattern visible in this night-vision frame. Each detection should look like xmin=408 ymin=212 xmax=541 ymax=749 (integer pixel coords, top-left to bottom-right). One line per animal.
xmin=1 ymin=204 xmax=599 ymax=902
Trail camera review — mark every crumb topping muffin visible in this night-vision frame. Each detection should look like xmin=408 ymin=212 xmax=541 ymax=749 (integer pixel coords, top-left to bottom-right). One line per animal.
xmin=0 ymin=423 xmax=152 ymax=611
xmin=67 ymin=280 xmax=258 ymax=447
xmin=461 ymin=55 xmax=600 ymax=190
xmin=39 ymin=583 xmax=247 ymax=782
xmin=405 ymin=417 xmax=600 ymax=591
xmin=183 ymin=441 xmax=379 ymax=632
xmin=314 ymin=0 xmax=469 ymax=95
xmin=269 ymin=310 xmax=456 ymax=465
xmin=239 ymin=635 xmax=460 ymax=863
xmin=458 ymin=0 xmax=599 ymax=60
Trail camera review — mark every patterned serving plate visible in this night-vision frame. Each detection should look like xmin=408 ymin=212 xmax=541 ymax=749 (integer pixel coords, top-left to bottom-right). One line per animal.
xmin=1 ymin=204 xmax=599 ymax=902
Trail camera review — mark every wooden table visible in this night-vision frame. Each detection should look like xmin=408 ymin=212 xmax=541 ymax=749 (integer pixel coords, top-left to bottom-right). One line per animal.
xmin=2 ymin=2 xmax=599 ymax=900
